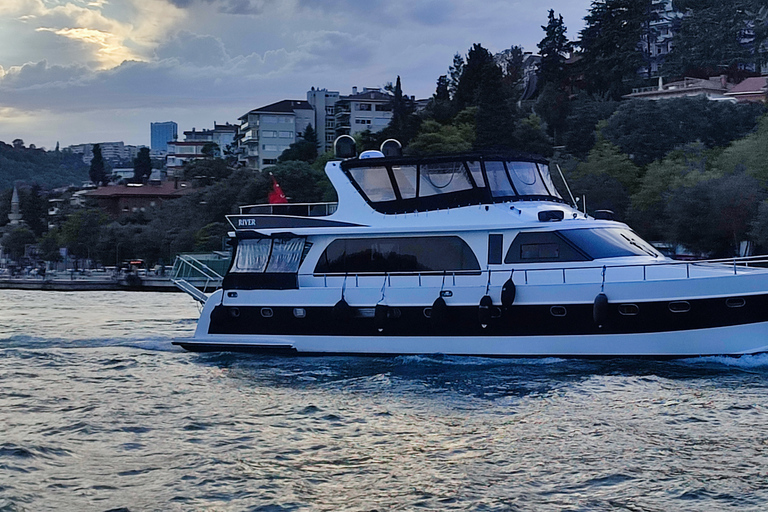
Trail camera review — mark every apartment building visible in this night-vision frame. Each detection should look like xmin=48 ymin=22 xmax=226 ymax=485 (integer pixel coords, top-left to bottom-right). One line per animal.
xmin=236 ymin=100 xmax=314 ymax=170
xmin=333 ymin=87 xmax=393 ymax=139
xmin=307 ymin=88 xmax=341 ymax=153
xmin=67 ymin=142 xmax=145 ymax=165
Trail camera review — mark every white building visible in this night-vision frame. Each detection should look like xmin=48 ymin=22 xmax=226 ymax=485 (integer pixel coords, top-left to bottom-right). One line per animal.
xmin=236 ymin=100 xmax=314 ymax=170
xmin=307 ymin=88 xmax=340 ymax=153
xmin=67 ymin=142 xmax=146 ymax=165
xmin=333 ymin=87 xmax=393 ymax=138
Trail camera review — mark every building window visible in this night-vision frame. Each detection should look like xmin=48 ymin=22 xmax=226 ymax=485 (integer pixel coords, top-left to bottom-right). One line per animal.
xmin=357 ymin=103 xmax=372 ymax=111
xmin=262 ymin=116 xmax=278 ymax=123
xmin=279 ymin=131 xmax=293 ymax=138
xmin=262 ymin=158 xmax=277 ymax=165
xmin=262 ymin=130 xmax=277 ymax=138
xmin=263 ymin=144 xmax=278 ymax=151
xmin=355 ymin=119 xmax=372 ymax=125
xmin=375 ymin=104 xmax=392 ymax=111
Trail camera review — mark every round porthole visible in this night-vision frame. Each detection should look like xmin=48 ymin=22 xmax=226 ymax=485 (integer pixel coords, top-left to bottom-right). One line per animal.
xmin=618 ymin=304 xmax=639 ymax=316
xmin=261 ymin=307 xmax=274 ymax=318
xmin=550 ymin=306 xmax=567 ymax=317
xmin=229 ymin=307 xmax=240 ymax=318
xmin=668 ymin=301 xmax=691 ymax=313
xmin=423 ymin=308 xmax=432 ymax=318
xmin=726 ymin=297 xmax=746 ymax=308
xmin=293 ymin=308 xmax=306 ymax=318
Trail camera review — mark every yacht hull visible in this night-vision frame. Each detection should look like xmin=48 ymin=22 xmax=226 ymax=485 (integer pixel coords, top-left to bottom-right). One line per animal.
xmin=174 ymin=321 xmax=768 ymax=358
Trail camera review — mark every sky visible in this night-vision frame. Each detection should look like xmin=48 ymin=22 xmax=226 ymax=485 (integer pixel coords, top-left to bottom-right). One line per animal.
xmin=0 ymin=0 xmax=592 ymax=150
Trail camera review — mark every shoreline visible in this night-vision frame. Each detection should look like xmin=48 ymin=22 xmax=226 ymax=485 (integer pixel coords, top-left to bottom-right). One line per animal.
xmin=0 ymin=275 xmax=219 ymax=292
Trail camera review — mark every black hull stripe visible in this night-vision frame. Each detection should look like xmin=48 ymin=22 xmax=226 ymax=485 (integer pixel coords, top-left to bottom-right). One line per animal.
xmin=207 ymin=294 xmax=768 ymax=337
xmin=173 ymin=341 xmax=764 ymax=360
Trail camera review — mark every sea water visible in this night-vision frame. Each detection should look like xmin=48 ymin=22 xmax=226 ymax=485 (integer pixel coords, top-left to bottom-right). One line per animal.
xmin=1 ymin=289 xmax=768 ymax=511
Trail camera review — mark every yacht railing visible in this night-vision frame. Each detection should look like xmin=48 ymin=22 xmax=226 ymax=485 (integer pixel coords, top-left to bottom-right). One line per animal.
xmin=303 ymin=256 xmax=768 ymax=288
xmin=171 ymin=254 xmax=225 ymax=303
xmin=239 ymin=202 xmax=338 ymax=216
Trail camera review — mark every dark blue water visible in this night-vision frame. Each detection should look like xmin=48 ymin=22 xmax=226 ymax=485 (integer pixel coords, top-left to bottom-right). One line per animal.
xmin=2 ymin=290 xmax=768 ymax=511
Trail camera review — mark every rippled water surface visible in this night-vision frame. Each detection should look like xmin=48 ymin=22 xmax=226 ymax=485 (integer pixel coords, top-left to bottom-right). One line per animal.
xmin=2 ymin=290 xmax=768 ymax=511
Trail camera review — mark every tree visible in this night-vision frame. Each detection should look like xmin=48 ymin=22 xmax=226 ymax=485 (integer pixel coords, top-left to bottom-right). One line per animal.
xmin=448 ymin=52 xmax=465 ymax=99
xmin=37 ymin=229 xmax=62 ymax=264
xmin=664 ymin=0 xmax=768 ymax=78
xmin=201 ymin=142 xmax=219 ymax=159
xmin=474 ymin=63 xmax=516 ymax=150
xmin=665 ymin=172 xmax=763 ymax=256
xmin=601 ymin=97 xmax=764 ymax=166
xmin=577 ymin=0 xmax=651 ymax=99
xmin=133 ymin=147 xmax=153 ymax=183
xmin=453 ymin=44 xmax=497 ymax=112
xmin=19 ymin=184 xmax=47 ymax=237
xmin=714 ymin=114 xmax=768 ymax=185
xmin=59 ymin=209 xmax=109 ymax=263
xmin=406 ymin=120 xmax=474 ymax=155
xmin=379 ymin=76 xmax=421 ymax=146
xmin=424 ymin=75 xmax=454 ymax=124
xmin=1 ymin=227 xmax=36 ymax=262
xmin=570 ymin=130 xmax=641 ymax=219
xmin=534 ymin=82 xmax=570 ymax=145
xmin=182 ymin=158 xmax=233 ymax=185
xmin=89 ymin=144 xmax=107 ymax=186
xmin=538 ymin=10 xmax=573 ymax=87
xmin=265 ymin=161 xmax=330 ymax=203
xmin=278 ymin=124 xmax=319 ymax=163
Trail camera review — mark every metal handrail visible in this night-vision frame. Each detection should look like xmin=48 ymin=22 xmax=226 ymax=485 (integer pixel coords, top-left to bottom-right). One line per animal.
xmin=171 ymin=255 xmax=224 ymax=293
xmin=238 ymin=202 xmax=338 ymax=216
xmin=295 ymin=256 xmax=768 ymax=287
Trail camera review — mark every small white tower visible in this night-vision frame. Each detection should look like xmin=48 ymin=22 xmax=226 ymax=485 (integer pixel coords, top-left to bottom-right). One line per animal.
xmin=8 ymin=185 xmax=23 ymax=226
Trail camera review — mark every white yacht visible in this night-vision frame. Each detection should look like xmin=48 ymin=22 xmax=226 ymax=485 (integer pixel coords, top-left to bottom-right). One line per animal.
xmin=174 ymin=137 xmax=768 ymax=357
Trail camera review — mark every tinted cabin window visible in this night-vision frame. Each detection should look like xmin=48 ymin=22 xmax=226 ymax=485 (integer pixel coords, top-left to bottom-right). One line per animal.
xmin=315 ymin=236 xmax=481 ymax=274
xmin=505 ymin=232 xmax=589 ymax=263
xmin=560 ymin=228 xmax=661 ymax=259
xmin=231 ymin=237 xmax=306 ymax=273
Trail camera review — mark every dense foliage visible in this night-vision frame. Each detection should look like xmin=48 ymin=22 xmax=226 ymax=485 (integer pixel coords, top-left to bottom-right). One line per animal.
xmin=0 ymin=141 xmax=88 ymax=191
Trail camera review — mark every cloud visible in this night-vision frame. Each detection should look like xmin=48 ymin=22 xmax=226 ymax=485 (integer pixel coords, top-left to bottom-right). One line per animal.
xmin=36 ymin=27 xmax=141 ymax=68
xmin=164 ymin=0 xmax=274 ymax=15
xmin=154 ymin=31 xmax=229 ymax=67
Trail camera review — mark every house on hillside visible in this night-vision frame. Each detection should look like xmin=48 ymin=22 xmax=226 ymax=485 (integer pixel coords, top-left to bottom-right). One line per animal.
xmin=82 ymin=181 xmax=193 ymax=218
xmin=724 ymin=76 xmax=768 ymax=103
xmin=623 ymin=76 xmax=734 ymax=101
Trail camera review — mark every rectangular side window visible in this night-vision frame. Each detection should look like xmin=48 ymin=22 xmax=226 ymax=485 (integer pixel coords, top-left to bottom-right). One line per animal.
xmin=488 ymin=234 xmax=503 ymax=265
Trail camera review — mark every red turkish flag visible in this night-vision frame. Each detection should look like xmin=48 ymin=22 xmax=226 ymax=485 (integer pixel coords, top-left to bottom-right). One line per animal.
xmin=268 ymin=174 xmax=287 ymax=204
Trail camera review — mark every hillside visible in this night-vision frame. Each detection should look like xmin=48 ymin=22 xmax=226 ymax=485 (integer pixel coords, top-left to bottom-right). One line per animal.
xmin=0 ymin=141 xmax=89 ymax=191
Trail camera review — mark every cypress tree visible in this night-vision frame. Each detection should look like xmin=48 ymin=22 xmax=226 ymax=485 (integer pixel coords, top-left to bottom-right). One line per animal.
xmin=89 ymin=144 xmax=107 ymax=186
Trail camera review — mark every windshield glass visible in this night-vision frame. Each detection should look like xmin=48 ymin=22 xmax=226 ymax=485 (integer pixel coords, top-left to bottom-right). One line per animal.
xmin=560 ymin=228 xmax=662 ymax=259
xmin=485 ymin=161 xmax=515 ymax=197
xmin=418 ymin=161 xmax=473 ymax=197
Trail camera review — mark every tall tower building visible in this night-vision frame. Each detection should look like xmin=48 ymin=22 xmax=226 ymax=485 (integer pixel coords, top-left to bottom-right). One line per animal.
xmin=150 ymin=121 xmax=178 ymax=153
